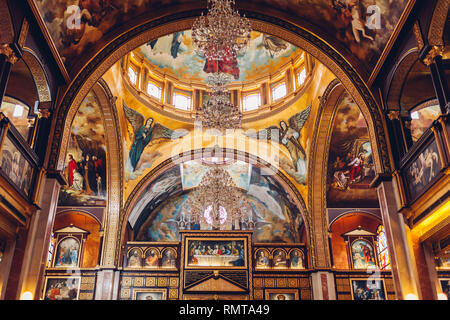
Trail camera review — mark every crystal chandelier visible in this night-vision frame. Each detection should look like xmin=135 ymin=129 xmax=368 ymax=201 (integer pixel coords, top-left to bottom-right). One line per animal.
xmin=192 ymin=0 xmax=252 ymax=61
xmin=196 ymin=89 xmax=242 ymax=130
xmin=183 ymin=166 xmax=253 ymax=230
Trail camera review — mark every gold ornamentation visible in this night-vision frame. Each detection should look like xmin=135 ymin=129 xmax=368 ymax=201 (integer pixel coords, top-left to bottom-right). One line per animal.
xmin=146 ymin=277 xmax=156 ymax=287
xmin=264 ymin=278 xmax=275 ymax=288
xmin=134 ymin=277 xmax=144 ymax=287
xmin=122 ymin=277 xmax=132 ymax=287
xmin=157 ymin=277 xmax=167 ymax=287
xmin=253 ymin=278 xmax=263 ymax=288
xmin=121 ymin=288 xmax=131 ymax=299
xmin=288 ymin=278 xmax=298 ymax=288
xmin=253 ymin=289 xmax=263 ymax=299
xmin=423 ymin=46 xmax=444 ymax=66
xmin=387 ymin=111 xmax=400 ymax=121
xmin=79 ymin=292 xmax=94 ymax=300
xmin=169 ymin=277 xmax=179 ymax=287
xmin=169 ymin=288 xmax=178 ymax=299
xmin=0 ymin=44 xmax=18 ymax=64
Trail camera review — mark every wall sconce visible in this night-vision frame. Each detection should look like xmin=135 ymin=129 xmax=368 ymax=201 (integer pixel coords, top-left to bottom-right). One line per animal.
xmin=21 ymin=291 xmax=33 ymax=300
xmin=405 ymin=293 xmax=418 ymax=300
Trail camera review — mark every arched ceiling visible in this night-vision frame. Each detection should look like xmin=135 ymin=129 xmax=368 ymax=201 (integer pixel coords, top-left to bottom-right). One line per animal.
xmin=137 ymin=30 xmax=300 ymax=83
xmin=31 ymin=0 xmax=413 ymax=81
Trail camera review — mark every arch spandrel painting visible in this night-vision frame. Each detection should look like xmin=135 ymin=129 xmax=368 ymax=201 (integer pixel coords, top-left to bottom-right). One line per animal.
xmin=326 ymin=92 xmax=378 ymax=208
xmin=58 ymin=91 xmax=107 ymax=206
xmin=34 ymin=0 xmax=409 ymax=74
xmin=131 ymin=163 xmax=304 ymax=243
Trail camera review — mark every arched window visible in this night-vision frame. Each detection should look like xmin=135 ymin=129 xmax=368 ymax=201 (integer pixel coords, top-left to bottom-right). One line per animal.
xmin=242 ymin=92 xmax=261 ymax=111
xmin=272 ymin=82 xmax=287 ymax=102
xmin=376 ymin=225 xmax=391 ymax=270
xmin=147 ymin=81 xmax=162 ymax=100
xmin=296 ymin=68 xmax=307 ymax=88
xmin=0 ymin=96 xmax=32 ymax=141
xmin=173 ymin=91 xmax=192 ymax=110
xmin=128 ymin=66 xmax=138 ymax=86
xmin=410 ymin=102 xmax=441 ymax=142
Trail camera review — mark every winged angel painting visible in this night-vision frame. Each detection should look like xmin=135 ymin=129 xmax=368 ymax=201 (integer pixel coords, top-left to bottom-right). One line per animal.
xmin=123 ymin=101 xmax=188 ymax=179
xmin=244 ymin=103 xmax=311 ymax=184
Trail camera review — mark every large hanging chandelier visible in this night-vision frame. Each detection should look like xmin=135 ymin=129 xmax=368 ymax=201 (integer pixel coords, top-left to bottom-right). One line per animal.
xmin=192 ymin=0 xmax=252 ymax=61
xmin=183 ymin=167 xmax=253 ymax=230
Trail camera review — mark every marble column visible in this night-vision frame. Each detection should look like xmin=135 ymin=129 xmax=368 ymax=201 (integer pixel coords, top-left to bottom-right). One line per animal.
xmin=16 ymin=176 xmax=62 ymax=300
xmin=376 ymin=179 xmax=421 ymax=299
xmin=311 ymin=271 xmax=336 ymax=300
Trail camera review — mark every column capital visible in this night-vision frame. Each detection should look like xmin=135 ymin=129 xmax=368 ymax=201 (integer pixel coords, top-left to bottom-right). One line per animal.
xmin=423 ymin=45 xmax=444 ymax=66
xmin=0 ymin=44 xmax=18 ymax=65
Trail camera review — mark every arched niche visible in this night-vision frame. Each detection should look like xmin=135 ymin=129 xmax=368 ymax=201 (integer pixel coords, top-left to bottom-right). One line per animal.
xmin=329 ymin=211 xmax=382 ymax=270
xmin=119 ymin=147 xmax=311 ymax=268
xmin=53 ymin=210 xmax=102 ymax=268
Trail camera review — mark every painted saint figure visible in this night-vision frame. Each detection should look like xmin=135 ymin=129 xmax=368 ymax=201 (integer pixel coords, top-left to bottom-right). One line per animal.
xmin=244 ymin=103 xmax=311 ymax=184
xmin=123 ymin=101 xmax=189 ymax=172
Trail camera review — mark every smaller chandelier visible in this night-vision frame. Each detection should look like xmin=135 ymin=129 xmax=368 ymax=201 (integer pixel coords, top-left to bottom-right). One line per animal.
xmin=184 ymin=166 xmax=253 ymax=230
xmin=192 ymin=0 xmax=252 ymax=61
xmin=197 ymin=90 xmax=242 ymax=130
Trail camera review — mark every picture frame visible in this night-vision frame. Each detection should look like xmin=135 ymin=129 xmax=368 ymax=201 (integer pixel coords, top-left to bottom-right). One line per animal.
xmin=42 ymin=276 xmax=81 ymax=300
xmin=185 ymin=237 xmax=248 ymax=269
xmin=350 ymin=278 xmax=387 ymax=300
xmin=265 ymin=289 xmax=299 ymax=300
xmin=133 ymin=289 xmax=167 ymax=300
xmin=402 ymin=133 xmax=443 ymax=204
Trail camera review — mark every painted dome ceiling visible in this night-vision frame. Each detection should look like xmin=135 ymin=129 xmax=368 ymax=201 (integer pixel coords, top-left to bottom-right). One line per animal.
xmin=137 ymin=30 xmax=299 ymax=83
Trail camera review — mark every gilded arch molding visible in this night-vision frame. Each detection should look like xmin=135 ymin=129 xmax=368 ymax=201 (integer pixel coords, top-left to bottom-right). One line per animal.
xmin=90 ymin=80 xmax=123 ymax=267
xmin=428 ymin=0 xmax=450 ymax=46
xmin=118 ymin=148 xmax=312 ymax=267
xmin=21 ymin=49 xmax=52 ymax=103
xmin=308 ymin=78 xmax=344 ymax=269
xmin=386 ymin=48 xmax=420 ymax=111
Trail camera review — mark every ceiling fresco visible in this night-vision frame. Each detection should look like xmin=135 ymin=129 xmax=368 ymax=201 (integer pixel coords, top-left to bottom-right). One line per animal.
xmin=33 ymin=0 xmax=410 ymax=78
xmin=138 ymin=30 xmax=299 ymax=83
xmin=326 ymin=92 xmax=378 ymax=208
xmin=131 ymin=162 xmax=304 ymax=243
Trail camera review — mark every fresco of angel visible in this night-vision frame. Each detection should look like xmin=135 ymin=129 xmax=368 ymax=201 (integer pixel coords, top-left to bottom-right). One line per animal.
xmin=244 ymin=103 xmax=311 ymax=184
xmin=123 ymin=101 xmax=189 ymax=172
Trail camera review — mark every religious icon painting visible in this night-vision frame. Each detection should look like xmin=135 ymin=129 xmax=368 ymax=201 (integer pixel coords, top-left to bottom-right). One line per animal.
xmin=272 ymin=249 xmax=287 ymax=269
xmin=265 ymin=289 xmax=299 ymax=300
xmin=161 ymin=248 xmax=177 ymax=268
xmin=255 ymin=249 xmax=270 ymax=269
xmin=0 ymin=135 xmax=34 ymax=197
xmin=127 ymin=248 xmax=143 ymax=268
xmin=134 ymin=289 xmax=167 ymax=300
xmin=350 ymin=279 xmax=386 ymax=300
xmin=289 ymin=249 xmax=305 ymax=269
xmin=404 ymin=137 xmax=442 ymax=202
xmin=144 ymin=248 xmax=160 ymax=268
xmin=185 ymin=238 xmax=247 ymax=268
xmin=351 ymin=239 xmax=377 ymax=270
xmin=54 ymin=237 xmax=81 ymax=267
xmin=43 ymin=276 xmax=81 ymax=300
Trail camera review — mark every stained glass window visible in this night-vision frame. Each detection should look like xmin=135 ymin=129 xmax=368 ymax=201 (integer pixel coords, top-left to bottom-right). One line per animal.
xmin=376 ymin=225 xmax=391 ymax=270
xmin=173 ymin=92 xmax=191 ymax=110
